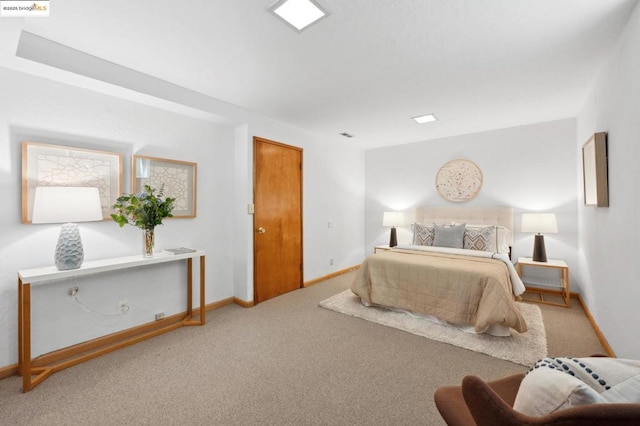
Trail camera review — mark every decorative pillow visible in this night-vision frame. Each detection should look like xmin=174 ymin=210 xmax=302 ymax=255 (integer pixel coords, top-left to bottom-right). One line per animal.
xmin=514 ymin=357 xmax=640 ymax=417
xmin=433 ymin=223 xmax=465 ymax=249
xmin=454 ymin=223 xmax=511 ymax=254
xmin=496 ymin=226 xmax=511 ymax=255
xmin=514 ymin=358 xmax=604 ymax=416
xmin=464 ymin=226 xmax=495 ymax=252
xmin=412 ymin=223 xmax=435 ymax=246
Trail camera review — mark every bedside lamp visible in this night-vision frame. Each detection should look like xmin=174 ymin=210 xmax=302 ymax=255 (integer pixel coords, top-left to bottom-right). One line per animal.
xmin=521 ymin=213 xmax=558 ymax=263
xmin=32 ymin=187 xmax=103 ymax=270
xmin=382 ymin=211 xmax=404 ymax=248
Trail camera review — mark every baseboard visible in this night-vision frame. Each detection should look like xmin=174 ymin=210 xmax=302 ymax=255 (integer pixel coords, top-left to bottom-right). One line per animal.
xmin=8 ymin=278 xmax=610 ymax=380
xmin=1 ymin=296 xmax=236 ymax=380
xmin=0 ymin=363 xmax=17 ymax=380
xmin=525 ymin=289 xmax=616 ymax=357
xmin=204 ymin=297 xmax=235 ymax=311
xmin=303 ymin=265 xmax=360 ymax=287
xmin=576 ymin=294 xmax=616 ymax=358
xmin=230 ymin=265 xmax=360 ymax=307
xmin=233 ymin=297 xmax=254 ymax=308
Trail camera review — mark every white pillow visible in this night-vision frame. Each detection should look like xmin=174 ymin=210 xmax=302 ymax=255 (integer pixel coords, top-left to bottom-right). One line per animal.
xmin=513 ymin=363 xmax=604 ymax=416
xmin=495 ymin=226 xmax=511 ymax=254
xmin=514 ymin=357 xmax=640 ymax=417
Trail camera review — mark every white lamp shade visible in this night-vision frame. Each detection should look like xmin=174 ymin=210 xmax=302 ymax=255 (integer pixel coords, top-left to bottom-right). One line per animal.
xmin=521 ymin=213 xmax=558 ymax=234
xmin=382 ymin=211 xmax=404 ymax=227
xmin=32 ymin=187 xmax=103 ymax=224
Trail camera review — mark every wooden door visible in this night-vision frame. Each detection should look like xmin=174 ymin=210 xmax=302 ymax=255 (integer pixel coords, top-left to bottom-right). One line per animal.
xmin=253 ymin=137 xmax=303 ymax=303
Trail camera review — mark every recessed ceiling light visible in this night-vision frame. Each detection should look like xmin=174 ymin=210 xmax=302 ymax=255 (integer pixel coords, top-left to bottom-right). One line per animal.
xmin=412 ymin=113 xmax=437 ymax=124
xmin=269 ymin=0 xmax=329 ymax=32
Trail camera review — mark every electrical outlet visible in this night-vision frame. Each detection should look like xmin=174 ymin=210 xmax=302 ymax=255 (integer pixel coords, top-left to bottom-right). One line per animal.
xmin=69 ymin=286 xmax=79 ymax=296
xmin=155 ymin=312 xmax=165 ymax=321
xmin=329 ymin=258 xmax=334 ymax=265
xmin=119 ymin=300 xmax=129 ymax=313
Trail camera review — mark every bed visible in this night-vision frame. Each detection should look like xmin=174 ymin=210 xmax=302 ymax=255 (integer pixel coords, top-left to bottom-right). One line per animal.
xmin=351 ymin=207 xmax=528 ymax=336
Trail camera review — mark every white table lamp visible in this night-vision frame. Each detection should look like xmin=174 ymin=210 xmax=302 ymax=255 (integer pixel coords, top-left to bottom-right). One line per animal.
xmin=382 ymin=211 xmax=404 ymax=248
xmin=32 ymin=187 xmax=103 ymax=270
xmin=521 ymin=213 xmax=558 ymax=262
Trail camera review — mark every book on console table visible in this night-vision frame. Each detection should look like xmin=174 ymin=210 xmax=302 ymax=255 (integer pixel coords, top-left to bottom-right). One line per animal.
xmin=164 ymin=247 xmax=197 ymax=255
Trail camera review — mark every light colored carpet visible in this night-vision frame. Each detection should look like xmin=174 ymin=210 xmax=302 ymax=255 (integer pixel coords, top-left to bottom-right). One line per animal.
xmin=0 ymin=271 xmax=606 ymax=425
xmin=320 ymin=290 xmax=547 ymax=366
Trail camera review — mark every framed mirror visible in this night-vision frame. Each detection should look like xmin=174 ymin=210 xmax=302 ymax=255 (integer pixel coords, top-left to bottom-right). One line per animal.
xmin=582 ymin=132 xmax=608 ymax=207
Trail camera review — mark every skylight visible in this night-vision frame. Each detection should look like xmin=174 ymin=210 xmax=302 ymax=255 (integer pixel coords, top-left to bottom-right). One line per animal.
xmin=412 ymin=113 xmax=438 ymax=124
xmin=269 ymin=0 xmax=329 ymax=32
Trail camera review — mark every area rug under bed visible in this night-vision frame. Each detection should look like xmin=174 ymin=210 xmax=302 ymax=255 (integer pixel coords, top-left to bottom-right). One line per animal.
xmin=319 ymin=290 xmax=547 ymax=366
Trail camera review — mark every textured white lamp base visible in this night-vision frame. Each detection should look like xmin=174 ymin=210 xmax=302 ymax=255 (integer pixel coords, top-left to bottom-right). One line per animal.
xmin=55 ymin=223 xmax=84 ymax=270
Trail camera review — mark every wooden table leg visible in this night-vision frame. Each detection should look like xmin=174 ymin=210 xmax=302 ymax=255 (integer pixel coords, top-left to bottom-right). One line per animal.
xmin=186 ymin=258 xmax=193 ymax=319
xmin=563 ymin=267 xmax=570 ymax=307
xmin=200 ymin=255 xmax=206 ymax=325
xmin=17 ymin=279 xmax=23 ymax=376
xmin=22 ymin=282 xmax=32 ymax=392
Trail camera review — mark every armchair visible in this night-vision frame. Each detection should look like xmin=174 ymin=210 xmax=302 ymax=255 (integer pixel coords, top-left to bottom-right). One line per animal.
xmin=434 ymin=373 xmax=640 ymax=425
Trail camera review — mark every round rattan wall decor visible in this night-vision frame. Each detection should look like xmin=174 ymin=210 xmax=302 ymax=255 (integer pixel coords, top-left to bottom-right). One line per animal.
xmin=435 ymin=159 xmax=483 ymax=202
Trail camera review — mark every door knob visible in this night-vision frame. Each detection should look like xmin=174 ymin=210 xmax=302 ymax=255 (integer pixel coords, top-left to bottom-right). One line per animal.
xmin=256 ymin=227 xmax=266 ymax=234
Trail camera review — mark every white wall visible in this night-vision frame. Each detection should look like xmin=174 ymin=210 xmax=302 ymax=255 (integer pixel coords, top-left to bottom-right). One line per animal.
xmin=0 ymin=65 xmax=366 ymax=368
xmin=0 ymin=67 xmax=235 ymax=365
xmin=231 ymin=116 xmax=366 ymax=302
xmin=364 ymin=119 xmax=578 ymax=284
xmin=576 ymin=1 xmax=640 ymax=358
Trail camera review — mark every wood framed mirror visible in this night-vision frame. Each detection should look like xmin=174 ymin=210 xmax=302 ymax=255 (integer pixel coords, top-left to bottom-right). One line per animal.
xmin=582 ymin=132 xmax=609 ymax=207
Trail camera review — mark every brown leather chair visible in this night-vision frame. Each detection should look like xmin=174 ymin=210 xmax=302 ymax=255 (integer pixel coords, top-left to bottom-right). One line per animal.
xmin=434 ymin=373 xmax=640 ymax=425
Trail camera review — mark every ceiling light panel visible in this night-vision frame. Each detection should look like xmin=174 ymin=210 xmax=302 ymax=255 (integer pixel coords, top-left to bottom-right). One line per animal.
xmin=412 ymin=113 xmax=437 ymax=124
xmin=270 ymin=0 xmax=328 ymax=32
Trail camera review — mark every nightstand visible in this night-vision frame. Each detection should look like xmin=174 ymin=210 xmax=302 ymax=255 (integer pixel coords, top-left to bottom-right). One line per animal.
xmin=374 ymin=245 xmax=392 ymax=253
xmin=516 ymin=257 xmax=570 ymax=307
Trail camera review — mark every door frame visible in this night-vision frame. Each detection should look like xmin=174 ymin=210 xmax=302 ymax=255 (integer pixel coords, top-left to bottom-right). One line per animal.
xmin=252 ymin=136 xmax=304 ymax=303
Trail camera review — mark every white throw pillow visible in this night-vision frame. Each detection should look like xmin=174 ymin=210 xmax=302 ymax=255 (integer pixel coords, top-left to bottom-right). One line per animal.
xmin=513 ymin=364 xmax=604 ymax=416
xmin=514 ymin=357 xmax=640 ymax=417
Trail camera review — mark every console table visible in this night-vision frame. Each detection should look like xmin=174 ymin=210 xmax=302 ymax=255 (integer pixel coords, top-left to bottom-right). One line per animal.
xmin=17 ymin=250 xmax=205 ymax=392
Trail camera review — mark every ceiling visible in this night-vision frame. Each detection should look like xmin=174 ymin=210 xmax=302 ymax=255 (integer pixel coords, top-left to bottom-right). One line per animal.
xmin=1 ymin=0 xmax=638 ymax=149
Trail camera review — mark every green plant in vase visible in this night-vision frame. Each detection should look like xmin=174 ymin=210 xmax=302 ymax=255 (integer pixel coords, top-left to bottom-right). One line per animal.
xmin=111 ymin=185 xmax=175 ymax=257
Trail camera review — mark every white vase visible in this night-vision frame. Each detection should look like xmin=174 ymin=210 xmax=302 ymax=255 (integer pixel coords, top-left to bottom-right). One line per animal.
xmin=55 ymin=223 xmax=84 ymax=270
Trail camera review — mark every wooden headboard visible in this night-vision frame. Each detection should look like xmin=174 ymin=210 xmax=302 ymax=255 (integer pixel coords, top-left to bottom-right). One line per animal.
xmin=414 ymin=206 xmax=514 ymax=246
